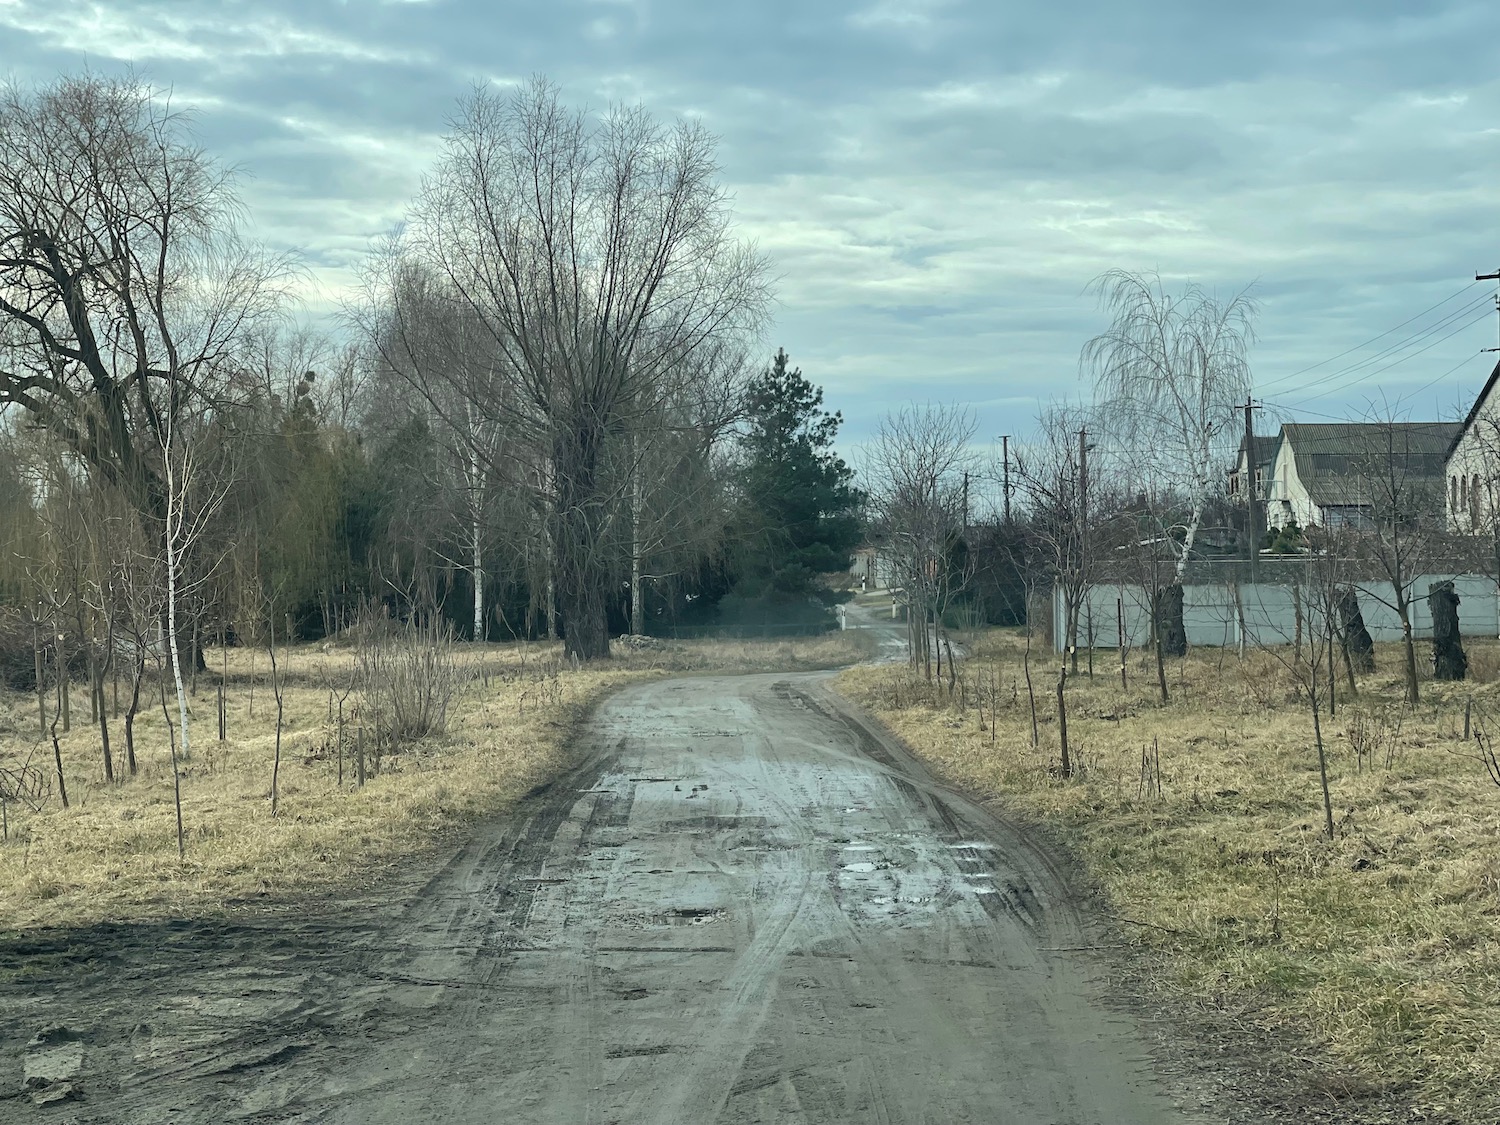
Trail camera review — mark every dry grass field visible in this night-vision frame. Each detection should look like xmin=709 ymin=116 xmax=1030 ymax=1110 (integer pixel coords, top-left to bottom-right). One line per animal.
xmin=837 ymin=631 xmax=1500 ymax=1121
xmin=0 ymin=629 xmax=871 ymax=931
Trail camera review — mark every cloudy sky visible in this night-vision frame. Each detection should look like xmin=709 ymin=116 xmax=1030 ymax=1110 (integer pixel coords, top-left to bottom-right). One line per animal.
xmin=3 ymin=0 xmax=1499 ymax=449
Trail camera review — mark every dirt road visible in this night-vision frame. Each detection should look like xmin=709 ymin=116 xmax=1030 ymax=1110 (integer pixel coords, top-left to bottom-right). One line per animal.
xmin=2 ymin=668 xmax=1203 ymax=1124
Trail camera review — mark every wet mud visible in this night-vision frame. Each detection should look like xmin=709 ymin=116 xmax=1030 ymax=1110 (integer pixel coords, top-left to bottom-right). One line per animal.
xmin=0 ymin=671 xmax=1209 ymax=1124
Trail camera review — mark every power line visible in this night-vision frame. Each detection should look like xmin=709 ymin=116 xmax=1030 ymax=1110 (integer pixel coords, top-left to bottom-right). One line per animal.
xmin=1277 ymin=305 xmax=1493 ymax=409
xmin=1255 ymin=280 xmax=1481 ymax=394
xmin=1271 ymin=293 xmax=1493 ymax=401
xmin=1395 ymin=349 xmax=1493 ymax=409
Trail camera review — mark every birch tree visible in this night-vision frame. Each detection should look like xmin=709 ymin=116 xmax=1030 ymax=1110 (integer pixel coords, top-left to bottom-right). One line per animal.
xmin=1082 ymin=269 xmax=1254 ymax=653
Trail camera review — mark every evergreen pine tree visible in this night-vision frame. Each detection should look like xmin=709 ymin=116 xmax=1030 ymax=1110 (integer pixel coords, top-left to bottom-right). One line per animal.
xmin=731 ymin=349 xmax=863 ymax=613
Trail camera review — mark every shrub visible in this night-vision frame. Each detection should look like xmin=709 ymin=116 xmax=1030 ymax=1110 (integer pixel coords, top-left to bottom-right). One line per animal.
xmin=354 ymin=612 xmax=468 ymax=751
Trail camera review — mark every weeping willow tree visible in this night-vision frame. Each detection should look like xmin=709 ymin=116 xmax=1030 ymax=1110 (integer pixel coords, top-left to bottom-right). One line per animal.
xmin=1082 ymin=269 xmax=1255 ymax=655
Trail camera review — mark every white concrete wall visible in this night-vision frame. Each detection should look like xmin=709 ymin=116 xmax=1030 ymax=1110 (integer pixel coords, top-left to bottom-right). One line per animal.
xmin=1054 ymin=575 xmax=1499 ymax=652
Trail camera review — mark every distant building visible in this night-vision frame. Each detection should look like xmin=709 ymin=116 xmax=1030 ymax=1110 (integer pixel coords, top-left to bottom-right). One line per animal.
xmin=1442 ymin=357 xmax=1500 ymax=533
xmin=850 ymin=545 xmax=894 ymax=590
xmin=1264 ymin=421 xmax=1458 ymax=530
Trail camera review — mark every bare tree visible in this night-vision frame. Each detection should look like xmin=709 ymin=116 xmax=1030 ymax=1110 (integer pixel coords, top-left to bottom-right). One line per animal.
xmin=1342 ymin=412 xmax=1459 ymax=705
xmin=358 ymin=78 xmax=770 ymax=660
xmin=1012 ymin=405 xmax=1097 ymax=679
xmin=1244 ymin=541 xmax=1344 ymax=839
xmin=1083 ymin=269 xmax=1255 ymax=653
xmin=0 ymin=73 xmax=289 ymax=670
xmin=862 ymin=405 xmax=976 ymax=679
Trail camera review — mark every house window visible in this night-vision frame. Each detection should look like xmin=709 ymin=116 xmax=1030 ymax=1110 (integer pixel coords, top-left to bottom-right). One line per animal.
xmin=1452 ymin=475 xmax=1459 ymax=513
xmin=1474 ymin=475 xmax=1483 ymax=524
xmin=1461 ymin=475 xmax=1469 ymax=514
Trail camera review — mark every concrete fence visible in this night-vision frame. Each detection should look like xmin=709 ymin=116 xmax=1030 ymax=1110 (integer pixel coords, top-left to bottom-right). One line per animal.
xmin=1054 ymin=575 xmax=1500 ymax=653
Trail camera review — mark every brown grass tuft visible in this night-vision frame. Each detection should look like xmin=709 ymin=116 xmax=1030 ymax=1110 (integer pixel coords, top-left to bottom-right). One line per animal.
xmin=837 ymin=631 xmax=1500 ymax=1122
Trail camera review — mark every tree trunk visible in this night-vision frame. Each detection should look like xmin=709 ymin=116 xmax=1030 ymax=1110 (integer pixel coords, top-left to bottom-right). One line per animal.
xmin=1396 ymin=593 xmax=1420 ymax=704
xmin=1056 ymin=662 xmax=1071 ymax=778
xmin=1023 ymin=625 xmax=1039 ymax=747
xmin=1155 ymin=584 xmax=1186 ymax=657
xmin=630 ymin=445 xmax=645 ymax=636
xmin=94 ymin=659 xmax=114 ymax=783
xmin=558 ymin=560 xmax=610 ymax=662
xmin=472 ymin=514 xmax=485 ymax=642
xmin=1311 ymin=687 xmax=1335 ymax=840
xmin=1428 ymin=581 xmax=1468 ymax=682
xmin=1151 ymin=589 xmax=1169 ymax=704
xmin=1337 ymin=587 xmax=1374 ymax=673
xmin=124 ymin=647 xmax=144 ymax=776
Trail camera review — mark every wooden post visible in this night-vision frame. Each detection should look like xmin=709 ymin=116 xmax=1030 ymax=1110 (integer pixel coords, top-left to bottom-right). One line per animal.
xmin=34 ymin=626 xmax=46 ymax=736
xmin=1117 ymin=597 xmax=1127 ymax=691
xmin=57 ymin=638 xmax=69 ymax=732
xmin=356 ymin=727 xmax=366 ymax=787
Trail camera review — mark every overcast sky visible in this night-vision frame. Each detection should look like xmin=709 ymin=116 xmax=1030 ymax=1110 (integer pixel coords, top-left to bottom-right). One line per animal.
xmin=3 ymin=0 xmax=1499 ymax=449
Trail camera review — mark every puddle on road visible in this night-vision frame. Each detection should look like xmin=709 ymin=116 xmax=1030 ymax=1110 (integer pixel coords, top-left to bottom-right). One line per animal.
xmin=840 ymin=844 xmax=879 ymax=853
xmin=946 ymin=841 xmax=996 ymax=851
xmin=842 ymin=862 xmax=880 ymax=873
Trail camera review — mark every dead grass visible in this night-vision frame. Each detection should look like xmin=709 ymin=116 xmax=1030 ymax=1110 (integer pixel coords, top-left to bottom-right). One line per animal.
xmin=0 ymin=629 xmax=870 ymax=931
xmin=837 ymin=632 xmax=1500 ymax=1122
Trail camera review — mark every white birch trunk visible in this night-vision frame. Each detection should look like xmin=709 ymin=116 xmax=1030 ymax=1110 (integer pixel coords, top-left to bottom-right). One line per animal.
xmin=164 ymin=456 xmax=190 ymax=764
xmin=471 ymin=515 xmax=484 ymax=643
xmin=630 ymin=446 xmax=644 ymax=635
xmin=466 ymin=405 xmax=484 ymax=643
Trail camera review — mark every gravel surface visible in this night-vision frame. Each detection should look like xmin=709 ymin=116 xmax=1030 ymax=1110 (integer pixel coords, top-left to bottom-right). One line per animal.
xmin=0 ymin=666 xmax=1212 ymax=1124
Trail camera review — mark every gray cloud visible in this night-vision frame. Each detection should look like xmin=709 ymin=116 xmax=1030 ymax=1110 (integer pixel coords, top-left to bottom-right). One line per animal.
xmin=0 ymin=0 xmax=1497 ymax=445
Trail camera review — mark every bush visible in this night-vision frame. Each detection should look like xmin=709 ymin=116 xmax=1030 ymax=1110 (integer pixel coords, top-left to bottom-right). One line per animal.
xmin=0 ymin=606 xmax=34 ymax=691
xmin=354 ymin=613 xmax=468 ymax=750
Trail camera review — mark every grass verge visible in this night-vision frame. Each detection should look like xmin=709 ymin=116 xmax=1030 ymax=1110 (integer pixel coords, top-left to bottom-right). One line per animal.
xmin=0 ymin=629 xmax=870 ymax=930
xmin=836 ymin=631 xmax=1500 ymax=1123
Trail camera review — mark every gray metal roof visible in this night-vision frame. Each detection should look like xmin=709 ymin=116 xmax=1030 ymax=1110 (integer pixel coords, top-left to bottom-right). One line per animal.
xmin=1279 ymin=421 xmax=1459 ymax=509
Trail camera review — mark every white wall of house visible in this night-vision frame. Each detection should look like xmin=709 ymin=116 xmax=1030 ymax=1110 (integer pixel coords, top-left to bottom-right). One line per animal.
xmin=1445 ymin=407 xmax=1500 ymax=534
xmin=1264 ymin=437 xmax=1323 ymax=529
xmin=851 ymin=548 xmax=895 ymax=589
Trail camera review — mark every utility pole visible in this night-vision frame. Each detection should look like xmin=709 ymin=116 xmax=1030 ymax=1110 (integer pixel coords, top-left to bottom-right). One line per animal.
xmin=1478 ymin=270 xmax=1500 ymax=353
xmin=1001 ymin=435 xmax=1011 ymax=524
xmin=1076 ymin=426 xmax=1088 ymax=674
xmin=1234 ymin=396 xmax=1260 ymax=584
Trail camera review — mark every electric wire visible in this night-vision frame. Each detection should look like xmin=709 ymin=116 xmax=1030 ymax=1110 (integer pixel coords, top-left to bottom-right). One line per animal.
xmin=1254 ymin=279 xmax=1481 ymax=394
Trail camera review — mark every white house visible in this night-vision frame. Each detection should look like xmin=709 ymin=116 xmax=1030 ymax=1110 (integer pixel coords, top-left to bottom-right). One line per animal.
xmin=1442 ymin=358 xmax=1500 ymax=533
xmin=1264 ymin=421 xmax=1458 ymax=530
xmin=850 ymin=544 xmax=894 ymax=590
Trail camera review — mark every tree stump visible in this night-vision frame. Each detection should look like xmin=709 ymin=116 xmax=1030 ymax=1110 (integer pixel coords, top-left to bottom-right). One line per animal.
xmin=1428 ymin=581 xmax=1467 ymax=682
xmin=1155 ymin=584 xmax=1187 ymax=657
xmin=1337 ymin=587 xmax=1375 ymax=672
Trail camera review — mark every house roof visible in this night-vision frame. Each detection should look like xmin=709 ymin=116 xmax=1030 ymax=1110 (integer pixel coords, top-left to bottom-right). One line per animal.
xmin=1279 ymin=421 xmax=1460 ymax=509
xmin=1444 ymin=356 xmax=1500 ymax=460
xmin=1245 ymin=434 xmax=1275 ymax=466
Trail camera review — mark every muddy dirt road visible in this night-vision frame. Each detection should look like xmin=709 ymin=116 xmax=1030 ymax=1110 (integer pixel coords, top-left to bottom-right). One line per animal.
xmin=2 ymin=670 xmax=1204 ymax=1124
